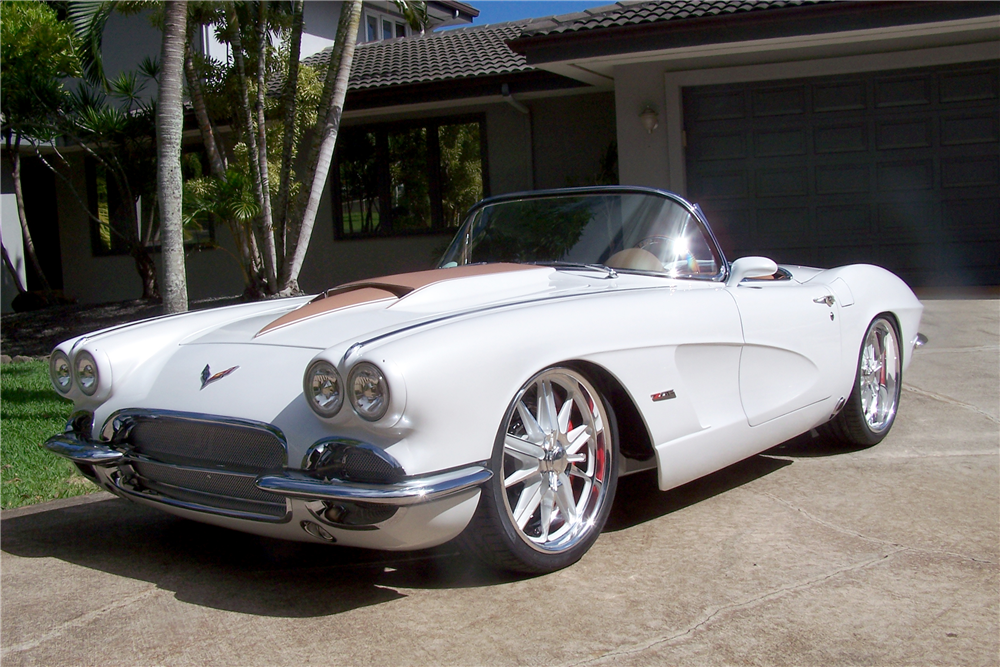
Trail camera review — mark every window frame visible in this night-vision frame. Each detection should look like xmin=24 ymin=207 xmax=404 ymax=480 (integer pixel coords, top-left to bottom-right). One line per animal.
xmin=331 ymin=114 xmax=490 ymax=240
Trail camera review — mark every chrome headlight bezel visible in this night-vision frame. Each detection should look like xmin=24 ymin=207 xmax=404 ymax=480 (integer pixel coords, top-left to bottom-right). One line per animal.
xmin=50 ymin=351 xmax=73 ymax=394
xmin=304 ymin=360 xmax=345 ymax=418
xmin=74 ymin=351 xmax=99 ymax=396
xmin=348 ymin=362 xmax=390 ymax=422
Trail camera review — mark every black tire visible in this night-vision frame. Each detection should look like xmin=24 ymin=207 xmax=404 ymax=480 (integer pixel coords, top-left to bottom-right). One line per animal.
xmin=460 ymin=366 xmax=619 ymax=574
xmin=823 ymin=315 xmax=902 ymax=447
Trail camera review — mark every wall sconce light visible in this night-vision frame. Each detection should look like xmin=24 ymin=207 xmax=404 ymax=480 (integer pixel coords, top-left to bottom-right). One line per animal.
xmin=639 ymin=106 xmax=659 ymax=134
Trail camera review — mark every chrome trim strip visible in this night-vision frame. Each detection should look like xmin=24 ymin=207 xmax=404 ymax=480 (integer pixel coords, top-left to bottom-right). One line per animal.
xmin=43 ymin=434 xmax=124 ymax=466
xmin=110 ymin=475 xmax=292 ymax=524
xmin=101 ymin=408 xmax=288 ymax=452
xmin=256 ymin=465 xmax=492 ymax=506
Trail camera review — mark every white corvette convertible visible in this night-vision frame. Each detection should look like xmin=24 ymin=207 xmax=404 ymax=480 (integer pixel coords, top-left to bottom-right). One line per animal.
xmin=44 ymin=187 xmax=925 ymax=573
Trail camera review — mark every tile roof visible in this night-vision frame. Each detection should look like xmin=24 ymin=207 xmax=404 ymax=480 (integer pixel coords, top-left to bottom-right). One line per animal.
xmin=518 ymin=0 xmax=826 ymax=37
xmin=303 ymin=21 xmax=533 ymax=91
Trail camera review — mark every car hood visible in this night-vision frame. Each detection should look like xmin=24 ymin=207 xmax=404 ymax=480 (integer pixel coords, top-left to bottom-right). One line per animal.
xmin=180 ymin=264 xmax=615 ymax=351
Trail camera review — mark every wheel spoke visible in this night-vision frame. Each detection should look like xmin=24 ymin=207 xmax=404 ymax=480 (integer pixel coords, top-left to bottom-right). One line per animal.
xmin=566 ymin=424 xmax=590 ymax=455
xmin=538 ymin=475 xmax=557 ymax=541
xmin=554 ymin=473 xmax=577 ymax=525
xmin=557 ymin=398 xmax=574 ymax=434
xmin=513 ymin=480 xmax=542 ymax=530
xmin=505 ymin=467 xmax=539 ymax=489
xmin=516 ymin=401 xmax=544 ymax=442
xmin=505 ymin=433 xmax=544 ymax=461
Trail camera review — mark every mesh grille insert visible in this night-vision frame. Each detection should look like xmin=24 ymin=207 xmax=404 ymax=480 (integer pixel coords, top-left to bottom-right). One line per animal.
xmin=120 ymin=414 xmax=288 ymax=521
xmin=128 ymin=418 xmax=285 ymax=472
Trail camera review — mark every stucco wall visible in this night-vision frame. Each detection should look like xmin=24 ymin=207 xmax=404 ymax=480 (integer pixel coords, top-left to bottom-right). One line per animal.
xmin=531 ymin=91 xmax=617 ymax=189
xmin=1 ymin=160 xmax=24 ymax=313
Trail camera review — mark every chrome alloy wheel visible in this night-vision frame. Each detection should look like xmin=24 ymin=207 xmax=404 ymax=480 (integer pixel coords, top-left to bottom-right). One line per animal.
xmin=500 ymin=368 xmax=614 ymax=553
xmin=859 ymin=318 xmax=901 ymax=433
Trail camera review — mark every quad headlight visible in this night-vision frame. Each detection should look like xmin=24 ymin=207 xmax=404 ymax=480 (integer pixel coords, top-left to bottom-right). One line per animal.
xmin=74 ymin=351 xmax=99 ymax=396
xmin=348 ymin=362 xmax=389 ymax=422
xmin=304 ymin=360 xmax=344 ymax=418
xmin=50 ymin=351 xmax=72 ymax=394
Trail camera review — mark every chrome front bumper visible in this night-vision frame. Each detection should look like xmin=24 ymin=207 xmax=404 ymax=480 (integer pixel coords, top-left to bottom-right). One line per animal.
xmin=43 ymin=433 xmax=491 ymax=508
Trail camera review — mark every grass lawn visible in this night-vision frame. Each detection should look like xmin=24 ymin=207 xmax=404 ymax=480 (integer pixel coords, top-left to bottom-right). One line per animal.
xmin=1 ymin=360 xmax=97 ymax=509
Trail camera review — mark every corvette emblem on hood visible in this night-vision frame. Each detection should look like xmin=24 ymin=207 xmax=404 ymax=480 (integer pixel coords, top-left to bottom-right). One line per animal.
xmin=201 ymin=364 xmax=240 ymax=390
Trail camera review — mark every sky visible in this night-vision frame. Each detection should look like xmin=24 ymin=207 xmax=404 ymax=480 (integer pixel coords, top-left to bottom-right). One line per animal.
xmin=464 ymin=1 xmax=613 ymax=27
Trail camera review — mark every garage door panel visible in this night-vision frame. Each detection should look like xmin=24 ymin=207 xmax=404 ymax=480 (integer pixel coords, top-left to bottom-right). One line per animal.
xmin=875 ymin=75 xmax=933 ymax=108
xmin=813 ymin=81 xmax=867 ymax=113
xmin=684 ymin=62 xmax=999 ymax=286
xmin=876 ymin=118 xmax=933 ymax=150
xmin=754 ymin=127 xmax=808 ymax=157
xmin=941 ymin=156 xmax=999 ymax=189
xmin=691 ymin=131 xmax=747 ymax=161
xmin=816 ymin=205 xmax=871 ymax=240
xmin=939 ymin=68 xmax=998 ymax=103
xmin=757 ymin=168 xmax=809 ymax=197
xmin=942 ymin=199 xmax=1000 ymax=242
xmin=876 ymin=160 xmax=935 ymax=192
xmin=940 ymin=113 xmax=999 ymax=146
xmin=752 ymin=86 xmax=807 ymax=116
xmin=815 ymin=123 xmax=869 ymax=153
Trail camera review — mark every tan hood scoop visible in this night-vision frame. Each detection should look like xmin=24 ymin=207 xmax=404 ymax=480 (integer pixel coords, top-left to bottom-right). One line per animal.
xmin=255 ymin=263 xmax=535 ymax=337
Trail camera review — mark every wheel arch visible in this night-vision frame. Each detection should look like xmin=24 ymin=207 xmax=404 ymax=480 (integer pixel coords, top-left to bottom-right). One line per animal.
xmin=561 ymin=359 xmax=656 ymax=464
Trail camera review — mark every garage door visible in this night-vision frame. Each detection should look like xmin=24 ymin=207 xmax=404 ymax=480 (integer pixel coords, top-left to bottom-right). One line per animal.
xmin=684 ymin=61 xmax=999 ymax=287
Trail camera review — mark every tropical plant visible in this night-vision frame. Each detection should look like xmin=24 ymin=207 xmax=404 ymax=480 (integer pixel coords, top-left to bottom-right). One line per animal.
xmin=0 ymin=0 xmax=80 ymax=302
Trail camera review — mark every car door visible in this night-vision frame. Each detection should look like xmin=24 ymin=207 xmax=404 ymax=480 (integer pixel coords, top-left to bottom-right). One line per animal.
xmin=728 ymin=277 xmax=841 ymax=427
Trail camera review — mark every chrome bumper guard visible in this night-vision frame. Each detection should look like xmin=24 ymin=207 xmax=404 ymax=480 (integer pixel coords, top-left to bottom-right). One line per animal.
xmin=43 ymin=433 xmax=492 ymax=508
xmin=43 ymin=433 xmax=125 ymax=466
xmin=256 ymin=467 xmax=493 ymax=506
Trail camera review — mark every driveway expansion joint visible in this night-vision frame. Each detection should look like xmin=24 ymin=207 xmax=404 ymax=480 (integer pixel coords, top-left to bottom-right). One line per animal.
xmin=556 ymin=550 xmax=907 ymax=667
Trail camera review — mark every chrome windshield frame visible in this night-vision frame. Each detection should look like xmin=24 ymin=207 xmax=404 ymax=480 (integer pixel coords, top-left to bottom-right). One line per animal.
xmin=439 ymin=186 xmax=730 ymax=283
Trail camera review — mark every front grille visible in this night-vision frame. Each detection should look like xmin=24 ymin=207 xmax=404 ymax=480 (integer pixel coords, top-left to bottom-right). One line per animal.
xmin=128 ymin=418 xmax=285 ymax=472
xmin=116 ymin=413 xmax=288 ymax=521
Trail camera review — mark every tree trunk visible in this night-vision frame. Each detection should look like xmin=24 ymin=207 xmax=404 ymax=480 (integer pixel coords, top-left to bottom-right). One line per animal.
xmin=157 ymin=1 xmax=188 ymax=314
xmin=226 ymin=2 xmax=277 ymax=293
xmin=274 ymin=0 xmax=304 ymax=264
xmin=184 ymin=22 xmax=226 ymax=179
xmin=7 ymin=134 xmax=53 ymax=298
xmin=279 ymin=0 xmax=362 ymax=294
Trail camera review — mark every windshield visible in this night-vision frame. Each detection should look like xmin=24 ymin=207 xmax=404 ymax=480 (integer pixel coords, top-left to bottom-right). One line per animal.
xmin=439 ymin=190 xmax=724 ymax=279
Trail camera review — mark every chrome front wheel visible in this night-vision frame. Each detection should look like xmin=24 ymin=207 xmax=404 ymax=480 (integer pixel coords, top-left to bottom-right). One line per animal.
xmin=824 ymin=316 xmax=902 ymax=447
xmin=462 ymin=367 xmax=618 ymax=573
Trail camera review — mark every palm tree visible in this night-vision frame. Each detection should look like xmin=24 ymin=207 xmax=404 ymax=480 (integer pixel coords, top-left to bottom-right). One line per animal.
xmin=157 ymin=1 xmax=188 ymax=313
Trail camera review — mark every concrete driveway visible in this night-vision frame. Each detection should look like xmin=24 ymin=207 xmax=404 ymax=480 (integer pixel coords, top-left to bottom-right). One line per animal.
xmin=2 ymin=298 xmax=997 ymax=667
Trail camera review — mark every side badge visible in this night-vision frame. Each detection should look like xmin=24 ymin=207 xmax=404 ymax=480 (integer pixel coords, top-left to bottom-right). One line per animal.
xmin=651 ymin=390 xmax=676 ymax=403
xmin=201 ymin=364 xmax=240 ymax=390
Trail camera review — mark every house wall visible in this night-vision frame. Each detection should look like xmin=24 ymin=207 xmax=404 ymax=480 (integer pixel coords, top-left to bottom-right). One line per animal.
xmin=297 ymin=100 xmax=538 ymax=291
xmin=1 ymin=161 xmax=24 ymax=313
xmin=52 ymin=153 xmax=246 ymax=305
xmin=531 ymin=92 xmax=617 ymax=189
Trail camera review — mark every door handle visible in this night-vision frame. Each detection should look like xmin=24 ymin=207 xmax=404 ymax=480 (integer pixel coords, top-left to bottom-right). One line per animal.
xmin=813 ymin=294 xmax=835 ymax=307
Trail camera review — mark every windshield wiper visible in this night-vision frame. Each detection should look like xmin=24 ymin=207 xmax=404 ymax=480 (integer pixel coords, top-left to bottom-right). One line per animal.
xmin=535 ymin=261 xmax=618 ymax=279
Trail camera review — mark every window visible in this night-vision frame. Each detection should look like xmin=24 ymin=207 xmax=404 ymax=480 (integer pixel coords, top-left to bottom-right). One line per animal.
xmin=395 ymin=22 xmax=407 ymax=38
xmin=333 ymin=117 xmax=488 ymax=238
xmin=382 ymin=18 xmax=393 ymax=40
xmin=365 ymin=14 xmax=378 ymax=42
xmin=86 ymin=153 xmax=214 ymax=256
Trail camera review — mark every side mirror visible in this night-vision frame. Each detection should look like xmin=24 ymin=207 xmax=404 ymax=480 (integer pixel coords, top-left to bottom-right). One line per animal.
xmin=727 ymin=256 xmax=778 ymax=286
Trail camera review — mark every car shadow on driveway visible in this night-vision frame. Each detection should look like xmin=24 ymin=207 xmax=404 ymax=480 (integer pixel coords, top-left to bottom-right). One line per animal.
xmin=606 ymin=453 xmax=793 ymax=532
xmin=1 ymin=495 xmax=522 ymax=617
xmin=2 ymin=439 xmax=829 ymax=618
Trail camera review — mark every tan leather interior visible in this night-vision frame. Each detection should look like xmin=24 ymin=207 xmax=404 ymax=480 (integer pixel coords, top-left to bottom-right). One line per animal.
xmin=605 ymin=248 xmax=663 ymax=272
